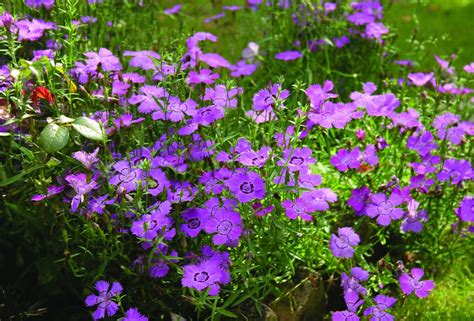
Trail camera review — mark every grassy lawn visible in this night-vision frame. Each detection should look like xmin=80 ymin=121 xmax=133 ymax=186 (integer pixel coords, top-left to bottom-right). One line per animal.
xmin=385 ymin=0 xmax=474 ymax=67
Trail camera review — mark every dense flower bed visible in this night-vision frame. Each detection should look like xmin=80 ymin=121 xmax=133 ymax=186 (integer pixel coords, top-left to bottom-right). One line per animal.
xmin=0 ymin=1 xmax=472 ymax=320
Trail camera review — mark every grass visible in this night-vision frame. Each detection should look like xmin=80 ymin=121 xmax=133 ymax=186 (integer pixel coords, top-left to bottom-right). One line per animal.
xmin=385 ymin=0 xmax=474 ymax=68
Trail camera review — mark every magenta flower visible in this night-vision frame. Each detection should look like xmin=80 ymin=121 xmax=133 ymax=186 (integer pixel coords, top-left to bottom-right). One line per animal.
xmin=230 ymin=60 xmax=257 ymax=77
xmin=455 ymin=196 xmax=473 ymax=223
xmin=31 ymin=185 xmax=64 ymax=201
xmin=124 ymin=50 xmax=161 ymax=71
xmin=181 ymin=208 xmax=208 ymax=238
xmin=238 ymin=146 xmax=271 ymax=168
xmin=252 ymin=83 xmax=289 ymax=111
xmin=363 ymin=295 xmax=396 ymax=321
xmin=84 ymin=48 xmax=122 ymax=73
xmin=332 ymin=290 xmax=364 ymax=321
xmin=204 ymin=208 xmax=243 ymax=246
xmin=123 ymin=308 xmax=149 ymax=321
xmin=109 ymin=160 xmax=144 ymax=193
xmin=130 ymin=201 xmax=174 ymax=241
xmin=331 ymin=148 xmax=361 ymax=172
xmin=282 ymin=198 xmax=313 ymax=221
xmin=187 ymin=69 xmax=220 ymax=85
xmin=275 ymin=50 xmax=302 ymax=61
xmin=85 ymin=280 xmax=122 ymax=320
xmin=463 ymin=62 xmax=474 ymax=73
xmin=181 ymin=258 xmax=230 ymax=295
xmin=226 ymin=171 xmax=266 ymax=203
xmin=16 ymin=19 xmax=56 ymax=42
xmin=341 ymin=267 xmax=369 ymax=295
xmin=278 ymin=147 xmax=316 ymax=172
xmin=164 ymin=4 xmax=182 ymax=15
xmin=366 ymin=192 xmax=405 ymax=226
xmin=72 ymin=148 xmax=99 ymax=170
xmin=399 ymin=268 xmax=435 ymax=298
xmin=347 ymin=186 xmax=371 ymax=216
xmin=406 ymin=131 xmax=438 ymax=156
xmin=65 ymin=173 xmax=98 ymax=212
xmin=401 ymin=199 xmax=427 ymax=233
xmin=306 ymin=80 xmax=338 ymax=110
xmin=301 ymin=188 xmax=338 ymax=212
xmin=407 ymin=72 xmax=434 ymax=87
xmin=329 ymin=227 xmax=360 ymax=258
xmin=437 ymin=158 xmax=473 ymax=185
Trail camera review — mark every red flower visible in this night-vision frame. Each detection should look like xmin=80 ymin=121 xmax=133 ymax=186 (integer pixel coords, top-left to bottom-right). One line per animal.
xmin=31 ymin=86 xmax=54 ymax=106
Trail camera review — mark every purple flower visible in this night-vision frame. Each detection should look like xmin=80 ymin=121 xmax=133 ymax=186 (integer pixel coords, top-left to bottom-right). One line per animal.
xmin=130 ymin=201 xmax=174 ymax=241
xmin=275 ymin=50 xmax=302 ymax=61
xmin=329 ymin=227 xmax=360 ymax=258
xmin=205 ymin=208 xmax=243 ymax=246
xmin=26 ymin=0 xmax=55 ymax=10
xmin=88 ymin=194 xmax=115 ymax=215
xmin=455 ymin=196 xmax=473 ymax=223
xmin=364 ymin=22 xmax=388 ymax=39
xmin=282 ymin=198 xmax=313 ymax=221
xmin=152 ymin=97 xmax=196 ymax=122
xmin=399 ymin=268 xmax=435 ymax=298
xmin=109 ymin=160 xmax=144 ymax=193
xmin=164 ymin=4 xmax=182 ymax=15
xmin=331 ymin=148 xmax=361 ymax=172
xmin=187 ymin=69 xmax=220 ymax=85
xmin=16 ymin=19 xmax=56 ymax=42
xmin=238 ymin=146 xmax=271 ymax=168
xmin=437 ymin=158 xmax=473 ymax=185
xmin=225 ymin=171 xmax=266 ymax=203
xmin=204 ymin=13 xmax=226 ymax=24
xmin=308 ymin=102 xmax=362 ymax=129
xmin=252 ymin=83 xmax=289 ymax=111
xmin=129 ymin=85 xmax=169 ymax=113
xmin=363 ymin=295 xmax=396 ymax=321
xmin=84 ymin=48 xmax=122 ymax=73
xmin=203 ymin=84 xmax=242 ymax=109
xmin=72 ymin=148 xmax=99 ymax=170
xmin=347 ymin=186 xmax=371 ymax=216
xmin=361 ymin=145 xmax=379 ymax=166
xmin=463 ymin=62 xmax=474 ymax=73
xmin=278 ymin=147 xmax=316 ymax=172
xmin=401 ymin=199 xmax=427 ymax=233
xmin=31 ymin=185 xmax=64 ymax=201
xmin=181 ymin=208 xmax=207 ymax=238
xmin=332 ymin=290 xmax=364 ymax=321
xmin=181 ymin=257 xmax=230 ymax=295
xmin=306 ymin=80 xmax=338 ymax=110
xmin=85 ymin=280 xmax=122 ymax=320
xmin=230 ymin=60 xmax=257 ymax=77
xmin=123 ymin=50 xmax=161 ymax=71
xmin=341 ymin=267 xmax=369 ymax=295
xmin=407 ymin=131 xmax=438 ymax=156
xmin=366 ymin=192 xmax=405 ymax=226
xmin=407 ymin=72 xmax=434 ymax=87
xmin=301 ymin=188 xmax=338 ymax=212
xmin=123 ymin=307 xmax=149 ymax=321
xmin=32 ymin=49 xmax=54 ymax=61
xmin=65 ymin=173 xmax=98 ymax=212
xmin=199 ymin=53 xmax=231 ymax=69
xmin=434 ymin=55 xmax=454 ymax=74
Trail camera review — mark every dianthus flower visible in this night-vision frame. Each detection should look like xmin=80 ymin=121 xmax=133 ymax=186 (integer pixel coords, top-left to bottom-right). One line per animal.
xmin=366 ymin=191 xmax=405 ymax=226
xmin=85 ymin=280 xmax=122 ymax=320
xmin=341 ymin=267 xmax=369 ymax=295
xmin=123 ymin=308 xmax=149 ymax=321
xmin=406 ymin=131 xmax=438 ymax=156
xmin=399 ymin=268 xmax=435 ymax=298
xmin=204 ymin=208 xmax=243 ymax=246
xmin=282 ymin=198 xmax=313 ymax=221
xmin=331 ymin=148 xmax=361 ymax=172
xmin=181 ymin=208 xmax=208 ymax=238
xmin=437 ymin=158 xmax=473 ymax=185
xmin=181 ymin=257 xmax=230 ymax=295
xmin=252 ymin=83 xmax=289 ymax=111
xmin=124 ymin=50 xmax=161 ymax=70
xmin=330 ymin=227 xmax=360 ymax=258
xmin=401 ymin=199 xmax=427 ymax=233
xmin=332 ymin=290 xmax=364 ymax=321
xmin=226 ymin=171 xmax=266 ymax=203
xmin=455 ymin=196 xmax=473 ymax=223
xmin=278 ymin=147 xmax=316 ymax=172
xmin=363 ymin=295 xmax=396 ymax=321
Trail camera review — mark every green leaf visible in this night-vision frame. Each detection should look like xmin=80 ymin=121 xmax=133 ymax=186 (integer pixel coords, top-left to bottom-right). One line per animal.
xmin=72 ymin=117 xmax=104 ymax=141
xmin=39 ymin=123 xmax=69 ymax=153
xmin=217 ymin=308 xmax=238 ymax=318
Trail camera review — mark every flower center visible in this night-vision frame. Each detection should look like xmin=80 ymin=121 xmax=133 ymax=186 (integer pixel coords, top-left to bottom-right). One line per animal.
xmin=217 ymin=220 xmax=233 ymax=235
xmin=240 ymin=182 xmax=254 ymax=194
xmin=377 ymin=201 xmax=393 ymax=216
xmin=187 ymin=218 xmax=201 ymax=229
xmin=194 ymin=271 xmax=210 ymax=282
xmin=119 ymin=167 xmax=137 ymax=183
xmin=290 ymin=156 xmax=304 ymax=165
xmin=335 ymin=235 xmax=349 ymax=249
